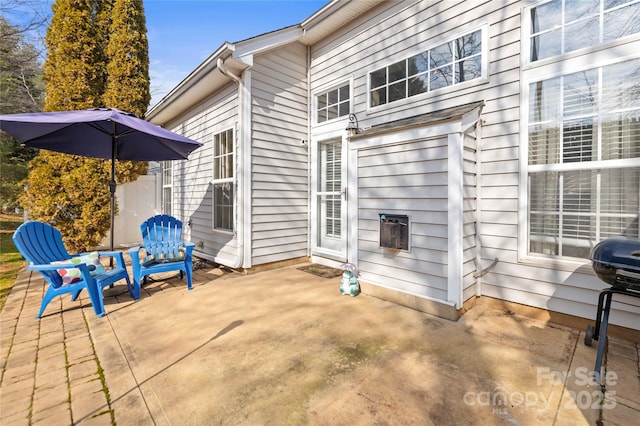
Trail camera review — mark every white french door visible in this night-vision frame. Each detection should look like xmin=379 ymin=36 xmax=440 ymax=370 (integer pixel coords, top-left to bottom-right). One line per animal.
xmin=316 ymin=138 xmax=347 ymax=255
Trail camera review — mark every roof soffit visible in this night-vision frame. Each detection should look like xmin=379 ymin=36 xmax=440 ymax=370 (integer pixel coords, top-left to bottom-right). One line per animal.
xmin=300 ymin=0 xmax=387 ymax=45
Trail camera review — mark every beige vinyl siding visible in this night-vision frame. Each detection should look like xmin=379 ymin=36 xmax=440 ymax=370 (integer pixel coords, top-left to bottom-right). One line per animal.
xmin=170 ymin=85 xmax=240 ymax=264
xmin=309 ymin=0 xmax=639 ymax=325
xmin=311 ymin=0 xmax=519 ymax=306
xmin=357 ymin=137 xmax=450 ymax=301
xmin=250 ymin=42 xmax=309 ymax=265
xmin=475 ymin=1 xmax=639 ymax=327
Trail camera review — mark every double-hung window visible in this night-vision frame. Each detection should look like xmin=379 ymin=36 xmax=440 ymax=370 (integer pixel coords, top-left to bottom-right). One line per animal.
xmin=213 ymin=129 xmax=234 ymax=231
xmin=162 ymin=161 xmax=172 ymax=215
xmin=525 ymin=0 xmax=640 ymax=260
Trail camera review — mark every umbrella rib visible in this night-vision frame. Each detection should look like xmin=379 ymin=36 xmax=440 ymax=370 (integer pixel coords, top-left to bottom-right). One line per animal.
xmin=85 ymin=121 xmax=136 ymax=139
xmin=15 ymin=122 xmax=83 ymax=145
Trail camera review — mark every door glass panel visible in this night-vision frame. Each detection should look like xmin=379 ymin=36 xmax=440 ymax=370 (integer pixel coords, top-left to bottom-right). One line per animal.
xmin=317 ymin=140 xmax=343 ymax=251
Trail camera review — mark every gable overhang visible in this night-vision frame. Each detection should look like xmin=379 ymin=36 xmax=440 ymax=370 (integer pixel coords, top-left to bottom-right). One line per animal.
xmin=146 ymin=26 xmax=303 ymax=126
xmin=145 ymin=0 xmax=384 ymax=126
xmin=299 ymin=0 xmax=387 ymax=45
xmin=145 ymin=0 xmax=387 ymax=126
xmin=146 ymin=42 xmax=236 ymax=126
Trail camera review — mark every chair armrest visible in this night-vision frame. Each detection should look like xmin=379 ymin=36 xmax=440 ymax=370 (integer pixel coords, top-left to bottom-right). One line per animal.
xmin=29 ymin=262 xmax=94 ymax=281
xmin=97 ymin=250 xmax=123 ymax=257
xmin=127 ymin=247 xmax=143 ymax=263
xmin=96 ymin=250 xmax=127 ymax=270
xmin=183 ymin=241 xmax=195 ymax=254
xmin=127 ymin=246 xmax=142 ymax=258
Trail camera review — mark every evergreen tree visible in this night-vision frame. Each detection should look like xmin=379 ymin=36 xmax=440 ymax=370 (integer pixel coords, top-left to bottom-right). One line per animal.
xmin=20 ymin=0 xmax=151 ymax=251
xmin=104 ymin=0 xmax=149 ymax=183
xmin=104 ymin=0 xmax=150 ymax=118
xmin=42 ymin=0 xmax=105 ymax=110
xmin=0 ymin=17 xmax=43 ymax=211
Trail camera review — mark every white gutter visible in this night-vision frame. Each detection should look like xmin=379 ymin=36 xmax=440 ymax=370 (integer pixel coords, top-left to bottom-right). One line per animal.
xmin=215 ymin=58 xmax=251 ymax=269
xmin=474 ymin=119 xmax=484 ymax=298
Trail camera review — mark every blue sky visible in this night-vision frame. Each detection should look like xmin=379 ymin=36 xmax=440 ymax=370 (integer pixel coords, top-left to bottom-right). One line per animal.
xmin=5 ymin=0 xmax=328 ymax=108
xmin=144 ymin=0 xmax=328 ymax=106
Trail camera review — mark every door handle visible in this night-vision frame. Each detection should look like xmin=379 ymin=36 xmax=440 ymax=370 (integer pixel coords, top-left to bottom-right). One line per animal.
xmin=342 ymin=187 xmax=347 ymax=201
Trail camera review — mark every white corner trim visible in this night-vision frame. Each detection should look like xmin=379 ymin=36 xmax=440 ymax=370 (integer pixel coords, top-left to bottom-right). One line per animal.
xmin=448 ymin=132 xmax=464 ymax=309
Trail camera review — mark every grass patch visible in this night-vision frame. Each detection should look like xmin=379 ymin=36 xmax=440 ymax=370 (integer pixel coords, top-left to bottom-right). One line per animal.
xmin=0 ymin=213 xmax=26 ymax=312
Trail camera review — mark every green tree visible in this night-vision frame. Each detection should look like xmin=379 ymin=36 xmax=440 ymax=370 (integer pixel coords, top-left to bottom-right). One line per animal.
xmin=104 ymin=0 xmax=150 ymax=118
xmin=103 ymin=0 xmax=149 ymax=183
xmin=0 ymin=16 xmax=43 ymax=211
xmin=42 ymin=0 xmax=106 ymax=110
xmin=20 ymin=0 xmax=151 ymax=251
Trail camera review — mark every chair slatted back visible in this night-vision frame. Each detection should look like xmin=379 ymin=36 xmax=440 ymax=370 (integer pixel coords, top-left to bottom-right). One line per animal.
xmin=13 ymin=221 xmax=71 ymax=287
xmin=141 ymin=215 xmax=184 ymax=257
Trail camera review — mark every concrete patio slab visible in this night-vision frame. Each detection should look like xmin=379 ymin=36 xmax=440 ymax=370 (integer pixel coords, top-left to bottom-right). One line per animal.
xmin=1 ymin=262 xmax=638 ymax=425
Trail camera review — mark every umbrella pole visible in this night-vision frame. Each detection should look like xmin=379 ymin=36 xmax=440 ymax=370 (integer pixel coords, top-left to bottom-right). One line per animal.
xmin=109 ymin=134 xmax=117 ymax=267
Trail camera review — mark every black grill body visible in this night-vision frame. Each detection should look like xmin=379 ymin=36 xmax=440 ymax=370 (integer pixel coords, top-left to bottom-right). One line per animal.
xmin=585 ymin=238 xmax=640 ymax=384
xmin=591 ymin=237 xmax=640 ymax=290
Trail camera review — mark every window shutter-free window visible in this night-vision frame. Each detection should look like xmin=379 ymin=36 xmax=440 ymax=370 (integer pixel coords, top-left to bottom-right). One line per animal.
xmin=212 ymin=129 xmax=234 ymax=231
xmin=527 ymin=58 xmax=640 ymax=259
xmin=369 ymin=29 xmax=483 ymax=107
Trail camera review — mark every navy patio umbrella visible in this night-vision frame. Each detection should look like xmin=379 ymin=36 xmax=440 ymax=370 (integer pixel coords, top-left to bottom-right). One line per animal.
xmin=0 ymin=108 xmax=202 ymax=251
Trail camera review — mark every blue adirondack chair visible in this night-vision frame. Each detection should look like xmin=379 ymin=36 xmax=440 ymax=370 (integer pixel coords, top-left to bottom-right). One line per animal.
xmin=127 ymin=215 xmax=195 ymax=296
xmin=12 ymin=221 xmax=135 ymax=318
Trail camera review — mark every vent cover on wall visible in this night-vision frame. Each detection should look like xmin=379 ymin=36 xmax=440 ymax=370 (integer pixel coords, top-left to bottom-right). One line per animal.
xmin=379 ymin=213 xmax=409 ymax=250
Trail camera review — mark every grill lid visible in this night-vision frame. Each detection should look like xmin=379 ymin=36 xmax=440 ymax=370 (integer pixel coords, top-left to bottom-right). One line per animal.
xmin=590 ymin=237 xmax=640 ymax=289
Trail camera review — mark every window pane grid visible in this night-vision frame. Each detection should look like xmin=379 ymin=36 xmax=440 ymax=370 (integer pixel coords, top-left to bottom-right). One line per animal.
xmin=530 ymin=0 xmax=640 ymax=62
xmin=162 ymin=161 xmax=172 ymax=185
xmin=528 ymin=58 xmax=640 ymax=259
xmin=316 ymin=84 xmax=350 ymax=123
xmin=529 ymin=168 xmax=640 ymax=257
xmin=162 ymin=161 xmax=172 ymax=215
xmin=318 ymin=141 xmax=342 ymax=241
xmin=370 ymin=30 xmax=482 ymax=107
xmin=214 ymin=183 xmax=233 ymax=231
xmin=162 ymin=187 xmax=172 ymax=216
xmin=213 ymin=129 xmax=234 ymax=231
xmin=529 ymin=60 xmax=640 ymax=166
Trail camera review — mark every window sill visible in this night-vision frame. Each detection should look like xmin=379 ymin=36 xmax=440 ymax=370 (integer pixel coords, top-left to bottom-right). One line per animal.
xmin=518 ymin=254 xmax=594 ymax=275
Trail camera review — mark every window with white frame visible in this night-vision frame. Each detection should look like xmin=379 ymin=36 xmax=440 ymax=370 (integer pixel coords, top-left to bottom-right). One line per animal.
xmin=527 ymin=58 xmax=640 ymax=259
xmin=212 ymin=129 xmax=234 ymax=231
xmin=316 ymin=83 xmax=350 ymax=123
xmin=162 ymin=161 xmax=172 ymax=215
xmin=529 ymin=0 xmax=640 ymax=62
xmin=369 ymin=29 xmax=483 ymax=107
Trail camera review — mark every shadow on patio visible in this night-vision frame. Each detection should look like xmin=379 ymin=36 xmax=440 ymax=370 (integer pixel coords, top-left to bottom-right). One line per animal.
xmin=1 ymin=259 xmax=638 ymax=425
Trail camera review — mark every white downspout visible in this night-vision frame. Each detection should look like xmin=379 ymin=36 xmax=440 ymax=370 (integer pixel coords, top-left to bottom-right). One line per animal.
xmin=475 ymin=119 xmax=483 ymax=297
xmin=306 ymin=44 xmax=312 ymax=258
xmin=217 ymin=57 xmax=248 ymax=269
xmin=217 ymin=57 xmax=241 ymax=85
